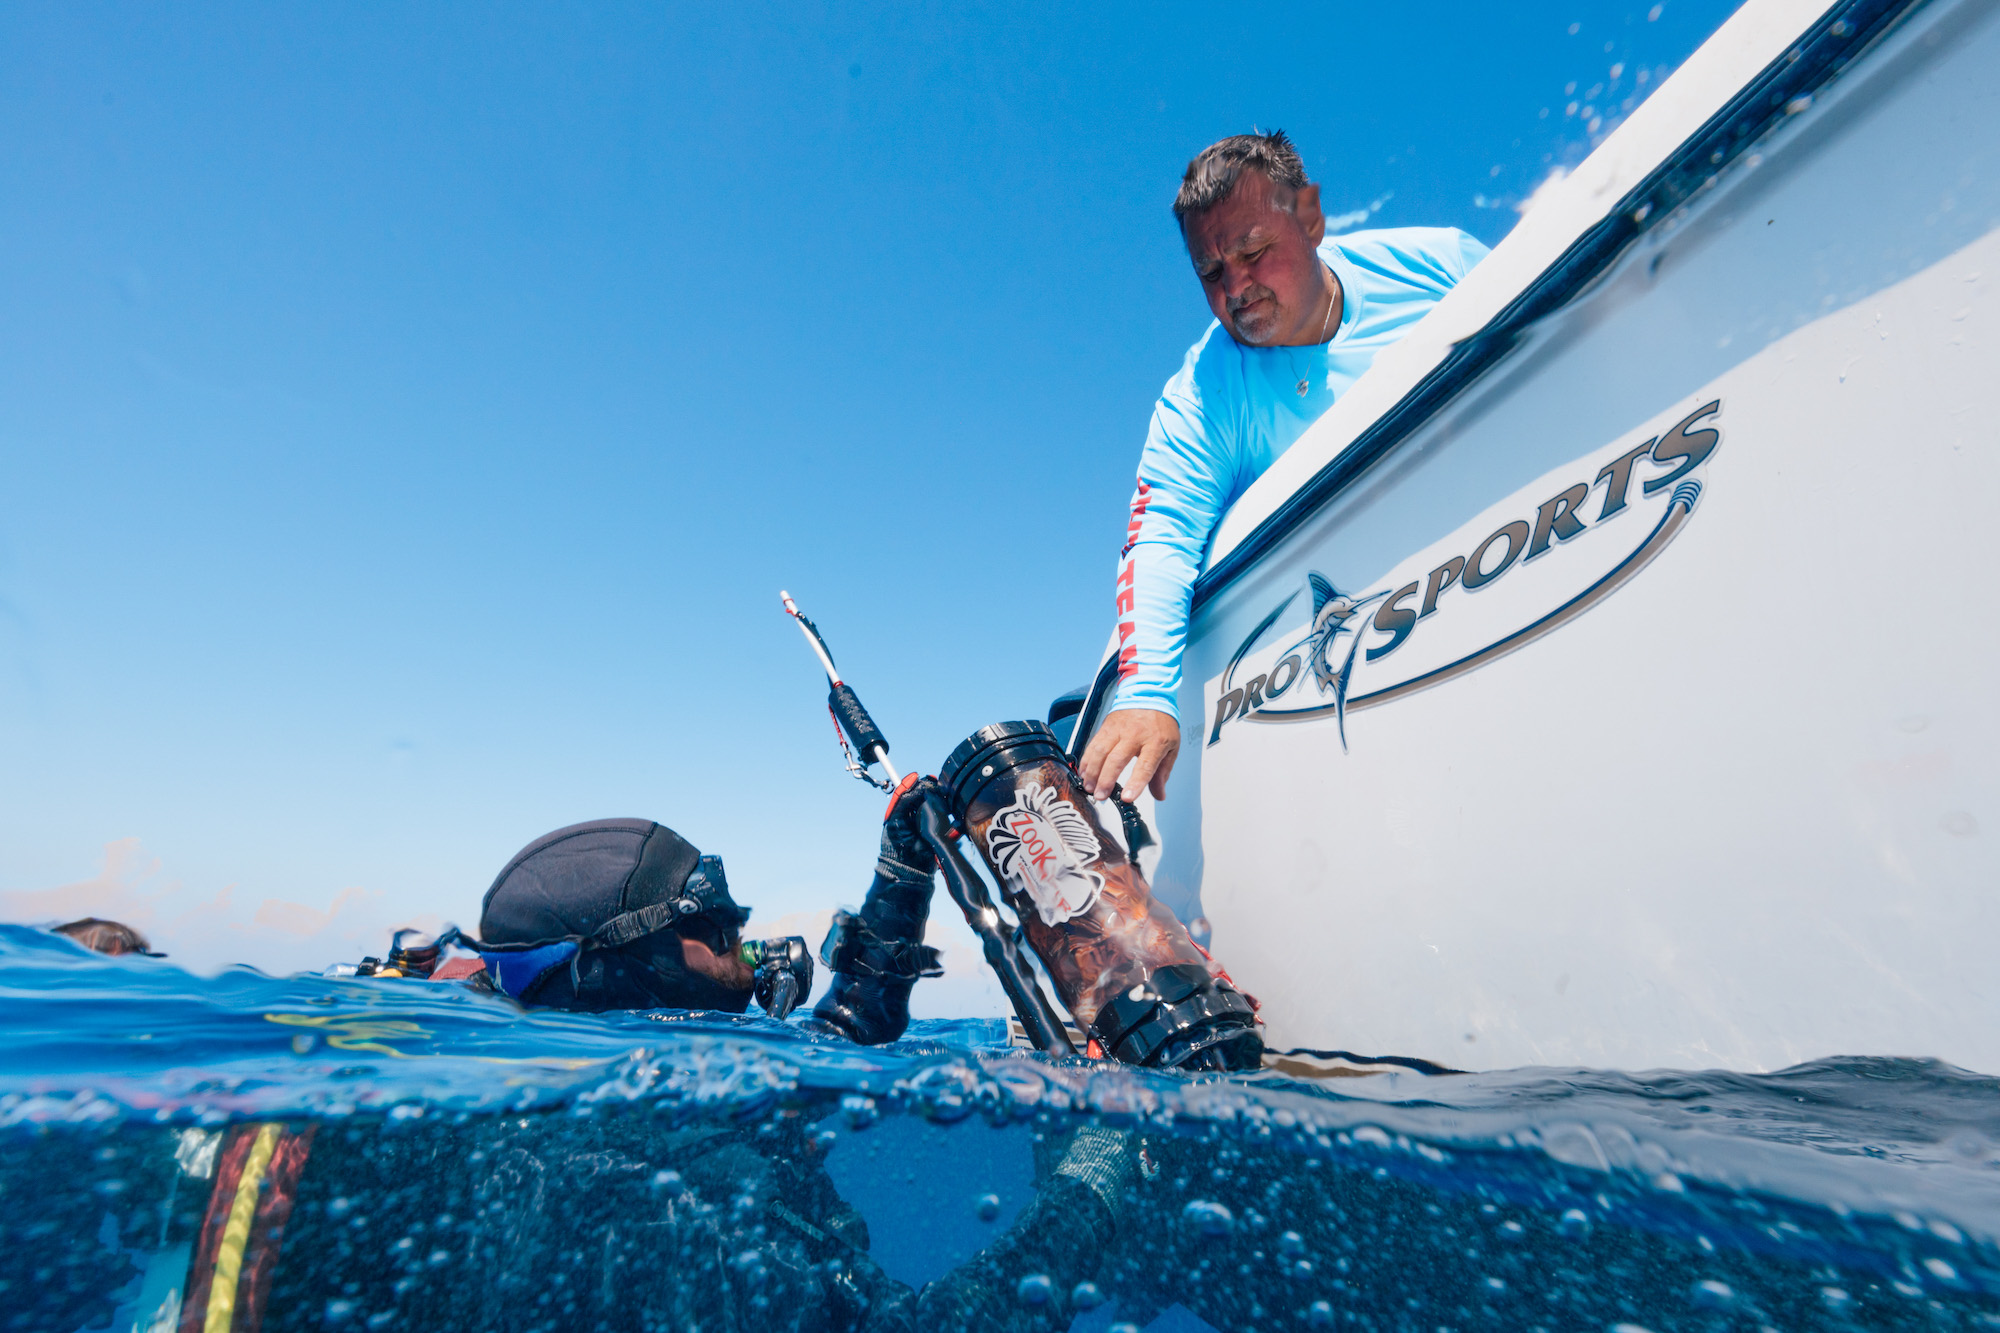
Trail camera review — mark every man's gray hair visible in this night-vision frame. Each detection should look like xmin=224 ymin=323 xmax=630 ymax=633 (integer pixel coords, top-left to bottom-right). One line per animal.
xmin=1173 ymin=131 xmax=1310 ymax=224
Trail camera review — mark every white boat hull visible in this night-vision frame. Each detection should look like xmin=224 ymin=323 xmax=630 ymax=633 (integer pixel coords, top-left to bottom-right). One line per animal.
xmin=1139 ymin=0 xmax=2000 ymax=1072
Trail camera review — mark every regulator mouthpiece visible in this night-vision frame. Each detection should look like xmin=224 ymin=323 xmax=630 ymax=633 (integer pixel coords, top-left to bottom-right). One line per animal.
xmin=741 ymin=935 xmax=814 ymax=1020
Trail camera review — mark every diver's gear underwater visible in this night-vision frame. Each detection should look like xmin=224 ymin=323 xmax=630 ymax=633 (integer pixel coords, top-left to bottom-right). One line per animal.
xmin=446 ymin=818 xmax=809 ymax=1016
xmin=809 ymin=775 xmax=945 ymax=1045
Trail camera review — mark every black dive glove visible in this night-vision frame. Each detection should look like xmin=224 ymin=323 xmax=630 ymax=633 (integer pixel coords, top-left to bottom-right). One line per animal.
xmin=808 ymin=775 xmax=944 ymax=1045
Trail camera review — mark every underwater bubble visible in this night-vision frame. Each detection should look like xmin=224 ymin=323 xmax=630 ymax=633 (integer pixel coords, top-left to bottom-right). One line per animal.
xmin=1306 ymin=1299 xmax=1333 ymax=1326
xmin=1188 ymin=917 xmax=1213 ymax=946
xmin=841 ymin=1094 xmax=878 ymax=1129
xmin=1109 ymin=1325 xmax=1141 ymax=1333
xmin=1947 ymin=1131 xmax=1992 ymax=1161
xmin=1072 ymin=1281 xmax=1104 ymax=1309
xmin=1498 ymin=1219 xmax=1526 ymax=1241
xmin=651 ymin=1170 xmax=682 ymax=1191
xmin=1558 ymin=1207 xmax=1590 ymax=1237
xmin=812 ymin=1129 xmax=837 ymax=1152
xmin=975 ymin=1192 xmax=1002 ymax=1222
xmin=1820 ymin=1286 xmax=1852 ymax=1308
xmin=1925 ymin=1257 xmax=1959 ymax=1281
xmin=1184 ymin=1199 xmax=1235 ymax=1236
xmin=1279 ymin=1229 xmax=1306 ymax=1257
xmin=1692 ymin=1279 xmax=1735 ymax=1308
xmin=1017 ymin=1273 xmax=1053 ymax=1305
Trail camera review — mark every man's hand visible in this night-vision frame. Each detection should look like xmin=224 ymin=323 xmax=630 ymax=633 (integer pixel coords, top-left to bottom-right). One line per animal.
xmin=1078 ymin=708 xmax=1181 ymax=802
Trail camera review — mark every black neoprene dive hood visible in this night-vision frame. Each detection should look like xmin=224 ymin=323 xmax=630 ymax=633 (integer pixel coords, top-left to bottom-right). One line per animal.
xmin=478 ymin=818 xmax=757 ymax=1014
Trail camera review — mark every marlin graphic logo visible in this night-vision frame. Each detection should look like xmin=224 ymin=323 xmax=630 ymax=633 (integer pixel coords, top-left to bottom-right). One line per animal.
xmin=1208 ymin=574 xmax=1386 ymax=752
xmin=1292 ymin=574 xmax=1384 ymax=751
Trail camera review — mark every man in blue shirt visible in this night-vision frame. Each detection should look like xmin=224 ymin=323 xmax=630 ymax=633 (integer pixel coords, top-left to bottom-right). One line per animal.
xmin=1079 ymin=132 xmax=1488 ymax=803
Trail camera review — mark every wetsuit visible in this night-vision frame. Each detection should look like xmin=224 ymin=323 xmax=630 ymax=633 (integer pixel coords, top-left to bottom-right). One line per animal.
xmin=1111 ymin=227 xmax=1489 ymax=719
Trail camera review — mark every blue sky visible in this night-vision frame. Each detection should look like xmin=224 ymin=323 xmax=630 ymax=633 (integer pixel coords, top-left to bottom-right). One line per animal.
xmin=0 ymin=0 xmax=1739 ymax=988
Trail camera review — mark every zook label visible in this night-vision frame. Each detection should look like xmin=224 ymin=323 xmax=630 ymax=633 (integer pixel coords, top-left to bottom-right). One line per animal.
xmin=986 ymin=780 xmax=1106 ymax=926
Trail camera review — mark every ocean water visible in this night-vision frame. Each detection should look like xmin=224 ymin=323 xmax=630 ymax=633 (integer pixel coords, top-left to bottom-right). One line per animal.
xmin=3 ymin=925 xmax=1998 ymax=1333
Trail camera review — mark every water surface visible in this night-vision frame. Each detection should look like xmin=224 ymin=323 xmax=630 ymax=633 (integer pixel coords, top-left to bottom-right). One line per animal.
xmin=4 ymin=926 xmax=1997 ymax=1331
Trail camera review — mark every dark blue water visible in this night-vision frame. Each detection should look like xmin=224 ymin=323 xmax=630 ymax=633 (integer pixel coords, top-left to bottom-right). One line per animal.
xmin=4 ymin=924 xmax=1998 ymax=1332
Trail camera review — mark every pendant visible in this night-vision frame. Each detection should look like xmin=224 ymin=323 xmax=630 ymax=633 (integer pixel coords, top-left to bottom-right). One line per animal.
xmin=1296 ymin=379 xmax=1310 ymax=397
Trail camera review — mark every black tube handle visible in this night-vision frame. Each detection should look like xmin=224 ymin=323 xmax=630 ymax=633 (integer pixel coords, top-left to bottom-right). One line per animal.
xmin=829 ymin=683 xmax=889 ymax=764
xmin=915 ymin=792 xmax=1076 ymax=1058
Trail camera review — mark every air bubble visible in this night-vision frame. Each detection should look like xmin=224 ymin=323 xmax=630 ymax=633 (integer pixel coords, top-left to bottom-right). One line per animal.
xmin=1279 ymin=1230 xmax=1306 ymax=1257
xmin=1692 ymin=1279 xmax=1735 ymax=1308
xmin=1017 ymin=1274 xmax=1053 ymax=1305
xmin=975 ymin=1193 xmax=1001 ymax=1222
xmin=1183 ymin=1200 xmax=1235 ymax=1236
xmin=1307 ymin=1300 xmax=1334 ymax=1326
xmin=1072 ymin=1281 xmax=1104 ymax=1309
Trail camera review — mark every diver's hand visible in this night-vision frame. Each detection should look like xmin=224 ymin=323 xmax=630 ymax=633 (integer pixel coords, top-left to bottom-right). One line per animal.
xmin=1079 ymin=707 xmax=1180 ymax=802
xmin=879 ymin=773 xmax=939 ymax=879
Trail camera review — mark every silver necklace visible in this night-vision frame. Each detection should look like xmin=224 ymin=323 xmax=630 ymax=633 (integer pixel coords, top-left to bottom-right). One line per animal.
xmin=1291 ymin=264 xmax=1339 ymax=397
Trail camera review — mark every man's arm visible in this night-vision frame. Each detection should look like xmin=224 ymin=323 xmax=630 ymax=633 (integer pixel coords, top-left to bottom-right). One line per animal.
xmin=1079 ymin=394 xmax=1234 ymax=801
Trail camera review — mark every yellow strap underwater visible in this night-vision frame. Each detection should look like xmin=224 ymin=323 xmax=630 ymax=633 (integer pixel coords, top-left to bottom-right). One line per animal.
xmin=203 ymin=1122 xmax=281 ymax=1333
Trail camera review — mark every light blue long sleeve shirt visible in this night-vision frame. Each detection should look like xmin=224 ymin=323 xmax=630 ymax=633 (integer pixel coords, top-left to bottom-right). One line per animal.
xmin=1110 ymin=226 xmax=1490 ymax=719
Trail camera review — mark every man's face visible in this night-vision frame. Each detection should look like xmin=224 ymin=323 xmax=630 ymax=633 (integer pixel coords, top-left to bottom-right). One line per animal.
xmin=678 ymin=933 xmax=755 ymax=991
xmin=1183 ymin=172 xmax=1329 ymax=347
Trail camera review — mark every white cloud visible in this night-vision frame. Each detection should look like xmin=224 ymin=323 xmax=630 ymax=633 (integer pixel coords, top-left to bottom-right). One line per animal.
xmin=0 ymin=838 xmax=442 ymax=976
xmin=1326 ymin=191 xmax=1395 ymax=235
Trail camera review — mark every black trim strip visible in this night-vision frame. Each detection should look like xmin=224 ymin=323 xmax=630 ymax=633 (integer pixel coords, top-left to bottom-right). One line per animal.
xmin=1190 ymin=0 xmax=1921 ymax=613
xmin=1063 ymin=649 xmax=1126 ymax=767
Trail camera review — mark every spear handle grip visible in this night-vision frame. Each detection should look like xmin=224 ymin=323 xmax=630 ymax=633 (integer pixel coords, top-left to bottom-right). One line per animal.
xmin=829 ymin=683 xmax=889 ymax=764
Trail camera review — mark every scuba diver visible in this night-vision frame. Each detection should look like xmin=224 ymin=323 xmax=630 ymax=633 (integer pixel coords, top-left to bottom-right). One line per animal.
xmin=51 ymin=916 xmax=163 ymax=957
xmin=197 ymin=797 xmax=1129 ymax=1333
xmin=436 ymin=796 xmax=944 ymax=1047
